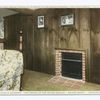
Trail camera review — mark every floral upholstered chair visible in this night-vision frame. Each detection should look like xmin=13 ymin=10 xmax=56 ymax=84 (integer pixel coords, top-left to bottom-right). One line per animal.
xmin=0 ymin=50 xmax=23 ymax=91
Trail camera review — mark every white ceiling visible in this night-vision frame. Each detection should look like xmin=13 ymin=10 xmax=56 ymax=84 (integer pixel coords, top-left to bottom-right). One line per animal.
xmin=0 ymin=8 xmax=18 ymax=17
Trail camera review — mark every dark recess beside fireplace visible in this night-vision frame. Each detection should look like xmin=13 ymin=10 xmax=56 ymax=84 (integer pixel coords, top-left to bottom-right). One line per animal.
xmin=62 ymin=52 xmax=82 ymax=79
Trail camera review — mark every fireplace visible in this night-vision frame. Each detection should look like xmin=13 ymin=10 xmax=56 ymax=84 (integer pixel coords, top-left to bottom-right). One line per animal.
xmin=55 ymin=49 xmax=86 ymax=82
xmin=62 ymin=52 xmax=82 ymax=79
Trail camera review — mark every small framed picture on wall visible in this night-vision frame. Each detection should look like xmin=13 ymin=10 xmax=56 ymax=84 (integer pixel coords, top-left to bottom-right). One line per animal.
xmin=61 ymin=14 xmax=74 ymax=26
xmin=37 ymin=16 xmax=44 ymax=28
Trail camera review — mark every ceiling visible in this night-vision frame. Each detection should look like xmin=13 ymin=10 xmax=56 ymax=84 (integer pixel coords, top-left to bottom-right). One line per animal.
xmin=9 ymin=8 xmax=36 ymax=14
xmin=0 ymin=8 xmax=19 ymax=17
xmin=0 ymin=8 xmax=38 ymax=17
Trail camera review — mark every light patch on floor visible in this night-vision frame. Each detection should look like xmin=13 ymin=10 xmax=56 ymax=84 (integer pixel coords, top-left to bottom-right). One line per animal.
xmin=48 ymin=76 xmax=84 ymax=89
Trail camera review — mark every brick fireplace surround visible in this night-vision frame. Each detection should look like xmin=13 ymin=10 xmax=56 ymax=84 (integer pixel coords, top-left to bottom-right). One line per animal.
xmin=55 ymin=49 xmax=86 ymax=82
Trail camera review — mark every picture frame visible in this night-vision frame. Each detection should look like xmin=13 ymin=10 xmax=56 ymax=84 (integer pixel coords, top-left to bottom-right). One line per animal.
xmin=61 ymin=14 xmax=74 ymax=26
xmin=37 ymin=16 xmax=44 ymax=28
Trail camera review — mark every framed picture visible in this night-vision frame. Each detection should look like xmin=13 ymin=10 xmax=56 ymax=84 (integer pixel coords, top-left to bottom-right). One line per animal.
xmin=61 ymin=14 xmax=74 ymax=26
xmin=37 ymin=16 xmax=44 ymax=28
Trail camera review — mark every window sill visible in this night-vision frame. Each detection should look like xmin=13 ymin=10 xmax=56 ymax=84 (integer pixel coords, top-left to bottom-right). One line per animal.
xmin=0 ymin=39 xmax=6 ymax=43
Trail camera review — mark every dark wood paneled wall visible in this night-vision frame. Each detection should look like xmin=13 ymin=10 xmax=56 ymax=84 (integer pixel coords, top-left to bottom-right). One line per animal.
xmin=32 ymin=9 xmax=91 ymax=79
xmin=4 ymin=9 xmax=92 ymax=82
xmin=22 ymin=16 xmax=34 ymax=70
xmin=90 ymin=9 xmax=100 ymax=83
xmin=4 ymin=14 xmax=20 ymax=50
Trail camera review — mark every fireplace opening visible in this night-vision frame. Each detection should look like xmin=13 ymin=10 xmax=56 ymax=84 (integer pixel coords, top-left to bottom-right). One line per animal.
xmin=62 ymin=52 xmax=82 ymax=79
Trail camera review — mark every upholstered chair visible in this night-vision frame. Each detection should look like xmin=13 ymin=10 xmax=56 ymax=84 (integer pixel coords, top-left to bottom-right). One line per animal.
xmin=0 ymin=50 xmax=23 ymax=91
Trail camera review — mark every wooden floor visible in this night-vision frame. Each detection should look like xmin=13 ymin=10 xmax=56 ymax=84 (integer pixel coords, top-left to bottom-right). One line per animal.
xmin=22 ymin=70 xmax=100 ymax=91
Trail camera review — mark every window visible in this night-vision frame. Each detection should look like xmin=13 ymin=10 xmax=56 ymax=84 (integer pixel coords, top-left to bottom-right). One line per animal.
xmin=0 ymin=17 xmax=4 ymax=39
